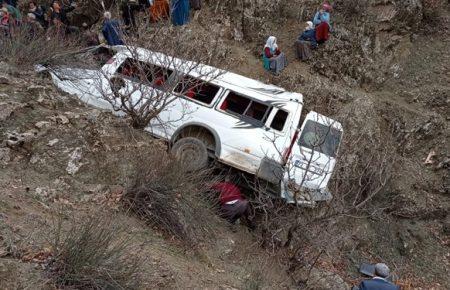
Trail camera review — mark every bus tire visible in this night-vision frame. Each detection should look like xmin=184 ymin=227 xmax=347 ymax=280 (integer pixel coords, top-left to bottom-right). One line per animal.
xmin=171 ymin=137 xmax=208 ymax=171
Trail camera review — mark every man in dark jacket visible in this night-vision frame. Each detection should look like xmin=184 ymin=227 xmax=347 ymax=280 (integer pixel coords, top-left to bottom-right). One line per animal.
xmin=102 ymin=11 xmax=124 ymax=46
xmin=50 ymin=0 xmax=74 ymax=27
xmin=358 ymin=263 xmax=400 ymax=290
xmin=120 ymin=0 xmax=138 ymax=30
xmin=50 ymin=0 xmax=78 ymax=34
xmin=29 ymin=1 xmax=48 ymax=29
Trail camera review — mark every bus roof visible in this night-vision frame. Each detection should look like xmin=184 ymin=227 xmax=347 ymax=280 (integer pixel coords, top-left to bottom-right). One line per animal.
xmin=112 ymin=46 xmax=304 ymax=106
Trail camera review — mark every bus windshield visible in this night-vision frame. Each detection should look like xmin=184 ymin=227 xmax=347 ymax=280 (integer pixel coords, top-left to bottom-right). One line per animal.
xmin=298 ymin=120 xmax=342 ymax=157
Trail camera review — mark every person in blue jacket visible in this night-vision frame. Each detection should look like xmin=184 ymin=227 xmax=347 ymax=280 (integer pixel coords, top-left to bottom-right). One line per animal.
xmin=357 ymin=263 xmax=400 ymax=290
xmin=171 ymin=0 xmax=189 ymax=26
xmin=102 ymin=11 xmax=124 ymax=46
xmin=313 ymin=3 xmax=331 ymax=27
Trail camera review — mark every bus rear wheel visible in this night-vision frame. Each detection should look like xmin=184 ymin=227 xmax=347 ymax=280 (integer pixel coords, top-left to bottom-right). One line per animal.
xmin=171 ymin=137 xmax=209 ymax=171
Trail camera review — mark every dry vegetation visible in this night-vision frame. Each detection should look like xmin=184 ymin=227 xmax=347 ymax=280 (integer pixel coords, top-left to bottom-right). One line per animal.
xmin=46 ymin=211 xmax=143 ymax=289
xmin=123 ymin=150 xmax=222 ymax=247
xmin=0 ymin=0 xmax=448 ymax=289
xmin=0 ymin=26 xmax=81 ymax=70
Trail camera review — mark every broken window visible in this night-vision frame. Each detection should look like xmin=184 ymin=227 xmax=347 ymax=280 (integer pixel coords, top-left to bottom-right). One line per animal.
xmin=174 ymin=76 xmax=220 ymax=105
xmin=220 ymin=92 xmax=270 ymax=123
xmin=270 ymin=109 xmax=288 ymax=131
xmin=116 ymin=58 xmax=172 ymax=87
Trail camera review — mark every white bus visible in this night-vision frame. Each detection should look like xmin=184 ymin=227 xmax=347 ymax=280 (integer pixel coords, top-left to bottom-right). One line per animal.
xmin=39 ymin=45 xmax=343 ymax=206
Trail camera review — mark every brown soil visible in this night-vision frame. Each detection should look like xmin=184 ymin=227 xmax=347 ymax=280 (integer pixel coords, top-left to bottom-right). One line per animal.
xmin=1 ymin=2 xmax=449 ymax=289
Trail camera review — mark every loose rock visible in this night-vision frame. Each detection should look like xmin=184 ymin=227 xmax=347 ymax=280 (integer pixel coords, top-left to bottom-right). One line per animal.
xmin=66 ymin=147 xmax=83 ymax=175
xmin=0 ymin=75 xmax=10 ymax=85
xmin=0 ymin=102 xmax=23 ymax=121
xmin=0 ymin=147 xmax=12 ymax=165
xmin=47 ymin=139 xmax=59 ymax=147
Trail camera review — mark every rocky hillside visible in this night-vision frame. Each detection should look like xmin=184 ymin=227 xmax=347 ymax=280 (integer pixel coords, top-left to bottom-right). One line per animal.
xmin=1 ymin=0 xmax=449 ymax=289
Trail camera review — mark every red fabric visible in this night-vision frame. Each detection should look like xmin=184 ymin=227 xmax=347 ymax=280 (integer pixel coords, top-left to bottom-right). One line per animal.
xmin=185 ymin=87 xmax=195 ymax=98
xmin=315 ymin=22 xmax=330 ymax=43
xmin=322 ymin=3 xmax=332 ymax=12
xmin=1 ymin=14 xmax=9 ymax=26
xmin=264 ymin=47 xmax=281 ymax=58
xmin=149 ymin=0 xmax=170 ymax=22
xmin=154 ymin=77 xmax=164 ymax=86
xmin=212 ymin=182 xmax=244 ymax=205
xmin=220 ymin=99 xmax=228 ymax=110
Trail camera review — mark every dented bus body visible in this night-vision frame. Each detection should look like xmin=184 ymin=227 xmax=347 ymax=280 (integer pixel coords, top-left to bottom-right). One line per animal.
xmin=38 ymin=45 xmax=343 ymax=206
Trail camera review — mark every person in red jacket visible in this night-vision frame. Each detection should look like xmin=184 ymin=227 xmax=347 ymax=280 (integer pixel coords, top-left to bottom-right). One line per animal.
xmin=211 ymin=177 xmax=252 ymax=225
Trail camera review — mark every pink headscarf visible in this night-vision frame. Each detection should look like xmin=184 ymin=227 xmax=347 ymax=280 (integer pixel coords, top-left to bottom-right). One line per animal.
xmin=323 ymin=3 xmax=332 ymax=12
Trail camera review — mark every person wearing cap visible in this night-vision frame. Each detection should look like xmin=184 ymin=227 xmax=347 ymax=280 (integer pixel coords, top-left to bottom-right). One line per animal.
xmin=357 ymin=263 xmax=400 ymax=290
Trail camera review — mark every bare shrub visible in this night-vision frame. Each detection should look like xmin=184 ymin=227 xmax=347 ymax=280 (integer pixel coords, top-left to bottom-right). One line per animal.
xmin=0 ymin=26 xmax=81 ymax=70
xmin=84 ymin=20 xmax=226 ymax=129
xmin=46 ymin=210 xmax=143 ymax=289
xmin=247 ymin=95 xmax=397 ymax=285
xmin=123 ymin=149 xmax=221 ymax=247
xmin=335 ymin=0 xmax=371 ymax=20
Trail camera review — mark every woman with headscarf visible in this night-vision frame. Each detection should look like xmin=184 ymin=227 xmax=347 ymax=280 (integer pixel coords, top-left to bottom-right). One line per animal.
xmin=262 ymin=36 xmax=287 ymax=74
xmin=299 ymin=21 xmax=317 ymax=47
xmin=296 ymin=21 xmax=317 ymax=61
xmin=313 ymin=3 xmax=332 ymax=44
xmin=171 ymin=0 xmax=189 ymax=26
xmin=313 ymin=3 xmax=332 ymax=27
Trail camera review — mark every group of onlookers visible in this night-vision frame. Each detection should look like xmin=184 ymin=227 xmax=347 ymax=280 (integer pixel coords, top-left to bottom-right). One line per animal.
xmin=263 ymin=2 xmax=333 ymax=74
xmin=118 ymin=0 xmax=199 ymax=32
xmin=0 ymin=0 xmax=79 ymax=38
xmin=1 ymin=0 xmax=201 ymax=44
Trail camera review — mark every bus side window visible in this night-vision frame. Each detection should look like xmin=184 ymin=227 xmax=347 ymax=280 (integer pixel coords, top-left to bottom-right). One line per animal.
xmin=116 ymin=58 xmax=172 ymax=86
xmin=174 ymin=76 xmax=220 ymax=105
xmin=222 ymin=92 xmax=270 ymax=123
xmin=270 ymin=109 xmax=288 ymax=131
xmin=224 ymin=92 xmax=251 ymax=115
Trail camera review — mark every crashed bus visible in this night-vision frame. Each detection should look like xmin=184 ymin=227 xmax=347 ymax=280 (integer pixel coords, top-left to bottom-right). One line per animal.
xmin=37 ymin=45 xmax=343 ymax=206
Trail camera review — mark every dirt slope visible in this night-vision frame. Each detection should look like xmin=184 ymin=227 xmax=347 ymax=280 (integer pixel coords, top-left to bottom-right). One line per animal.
xmin=1 ymin=1 xmax=449 ymax=289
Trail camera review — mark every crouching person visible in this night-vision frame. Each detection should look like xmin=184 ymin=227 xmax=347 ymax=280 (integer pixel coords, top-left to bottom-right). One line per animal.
xmin=295 ymin=21 xmax=316 ymax=61
xmin=355 ymin=263 xmax=400 ymax=290
xmin=263 ymin=36 xmax=287 ymax=75
xmin=211 ymin=178 xmax=254 ymax=228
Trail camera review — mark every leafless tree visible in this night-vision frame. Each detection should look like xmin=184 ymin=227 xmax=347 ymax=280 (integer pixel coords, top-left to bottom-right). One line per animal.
xmin=246 ymin=101 xmax=397 ymax=286
xmin=61 ymin=13 xmax=227 ymax=129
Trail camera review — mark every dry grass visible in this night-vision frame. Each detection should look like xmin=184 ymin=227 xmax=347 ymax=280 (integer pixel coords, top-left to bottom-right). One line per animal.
xmin=46 ymin=210 xmax=143 ymax=289
xmin=0 ymin=26 xmax=81 ymax=70
xmin=123 ymin=150 xmax=221 ymax=247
